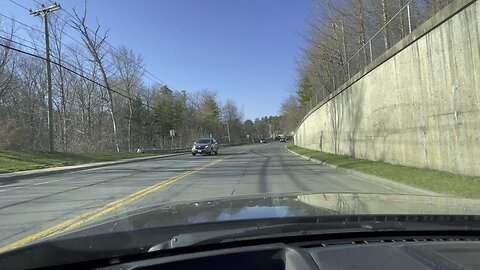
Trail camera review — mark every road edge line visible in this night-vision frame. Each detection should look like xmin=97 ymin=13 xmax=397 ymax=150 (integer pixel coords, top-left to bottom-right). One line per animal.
xmin=0 ymin=152 xmax=189 ymax=182
xmin=284 ymin=146 xmax=441 ymax=196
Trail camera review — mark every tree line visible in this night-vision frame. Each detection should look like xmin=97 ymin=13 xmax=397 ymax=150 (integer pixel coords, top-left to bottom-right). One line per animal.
xmin=280 ymin=0 xmax=454 ymax=133
xmin=0 ymin=5 xmax=285 ymax=152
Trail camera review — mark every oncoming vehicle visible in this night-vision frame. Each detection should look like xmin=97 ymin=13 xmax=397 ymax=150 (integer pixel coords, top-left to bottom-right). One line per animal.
xmin=279 ymin=137 xmax=286 ymax=142
xmin=192 ymin=138 xmax=218 ymax=156
xmin=259 ymin=138 xmax=268 ymax=143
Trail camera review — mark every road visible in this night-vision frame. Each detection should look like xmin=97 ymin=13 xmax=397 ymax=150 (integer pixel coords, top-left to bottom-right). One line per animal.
xmin=0 ymin=142 xmax=430 ymax=252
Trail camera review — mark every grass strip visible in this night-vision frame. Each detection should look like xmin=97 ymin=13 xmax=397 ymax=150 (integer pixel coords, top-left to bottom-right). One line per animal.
xmin=0 ymin=150 xmax=159 ymax=174
xmin=287 ymin=143 xmax=480 ymax=198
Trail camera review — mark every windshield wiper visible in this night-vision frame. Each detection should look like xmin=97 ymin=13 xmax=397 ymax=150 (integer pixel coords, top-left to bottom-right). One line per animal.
xmin=148 ymin=221 xmax=399 ymax=252
xmin=148 ymin=227 xmax=254 ymax=252
xmin=149 ymin=217 xmax=480 ymax=252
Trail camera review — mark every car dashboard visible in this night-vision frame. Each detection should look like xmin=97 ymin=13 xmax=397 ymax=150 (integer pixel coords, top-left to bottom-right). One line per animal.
xmin=48 ymin=234 xmax=480 ymax=270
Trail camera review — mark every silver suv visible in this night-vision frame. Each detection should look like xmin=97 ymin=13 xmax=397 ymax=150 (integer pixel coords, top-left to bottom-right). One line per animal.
xmin=192 ymin=138 xmax=218 ymax=156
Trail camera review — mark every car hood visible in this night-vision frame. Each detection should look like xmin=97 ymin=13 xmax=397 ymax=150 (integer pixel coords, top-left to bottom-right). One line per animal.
xmin=48 ymin=192 xmax=480 ymax=236
xmin=3 ymin=192 xmax=480 ymax=269
xmin=194 ymin=143 xmax=210 ymax=147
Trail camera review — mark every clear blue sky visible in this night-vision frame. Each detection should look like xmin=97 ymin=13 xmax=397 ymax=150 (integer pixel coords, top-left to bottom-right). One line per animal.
xmin=1 ymin=0 xmax=311 ymax=120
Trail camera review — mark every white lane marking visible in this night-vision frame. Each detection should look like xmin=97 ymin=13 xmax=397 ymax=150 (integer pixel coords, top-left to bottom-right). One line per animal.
xmin=0 ymin=183 xmax=23 ymax=188
xmin=0 ymin=186 xmax=24 ymax=193
xmin=0 ymin=159 xmax=211 ymax=193
xmin=0 ymin=179 xmax=64 ymax=192
xmin=32 ymin=179 xmax=63 ymax=186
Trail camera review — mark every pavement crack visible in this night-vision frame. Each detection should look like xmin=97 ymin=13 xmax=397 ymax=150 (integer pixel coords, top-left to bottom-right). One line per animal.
xmin=249 ymin=149 xmax=272 ymax=158
xmin=0 ymin=165 xmax=194 ymax=211
xmin=231 ymin=155 xmax=254 ymax=196
xmin=278 ymin=153 xmax=309 ymax=192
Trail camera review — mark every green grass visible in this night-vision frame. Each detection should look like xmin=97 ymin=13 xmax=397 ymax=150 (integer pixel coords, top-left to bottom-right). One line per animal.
xmin=0 ymin=150 xmax=159 ymax=174
xmin=287 ymin=143 xmax=480 ymax=198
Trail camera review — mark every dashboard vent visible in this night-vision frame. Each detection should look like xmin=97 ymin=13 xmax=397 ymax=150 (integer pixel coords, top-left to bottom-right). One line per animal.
xmin=315 ymin=237 xmax=480 ymax=248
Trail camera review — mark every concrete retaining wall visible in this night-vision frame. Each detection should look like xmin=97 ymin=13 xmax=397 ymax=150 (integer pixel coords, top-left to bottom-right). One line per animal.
xmin=295 ymin=0 xmax=480 ymax=176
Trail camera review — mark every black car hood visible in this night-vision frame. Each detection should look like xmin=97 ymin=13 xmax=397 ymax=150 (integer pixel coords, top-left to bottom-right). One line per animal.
xmin=64 ymin=192 xmax=480 ymax=233
xmin=3 ymin=192 xmax=480 ymax=269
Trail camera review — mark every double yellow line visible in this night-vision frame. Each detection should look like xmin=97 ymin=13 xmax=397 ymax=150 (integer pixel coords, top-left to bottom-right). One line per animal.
xmin=0 ymin=158 xmax=224 ymax=254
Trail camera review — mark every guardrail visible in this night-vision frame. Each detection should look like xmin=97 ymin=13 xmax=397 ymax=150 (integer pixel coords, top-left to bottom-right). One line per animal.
xmin=137 ymin=148 xmax=190 ymax=154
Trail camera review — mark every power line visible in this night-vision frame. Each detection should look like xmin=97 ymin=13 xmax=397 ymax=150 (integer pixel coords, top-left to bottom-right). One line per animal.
xmin=0 ymin=12 xmax=103 ymax=76
xmin=45 ymin=11 xmax=164 ymax=87
xmin=46 ymin=13 xmax=112 ymax=62
xmin=8 ymin=0 xmax=30 ymax=11
xmin=30 ymin=0 xmax=43 ymax=5
xmin=0 ymin=12 xmax=142 ymax=89
xmin=30 ymin=1 xmax=176 ymax=89
xmin=0 ymin=43 xmax=131 ymax=104
xmin=56 ymin=7 xmax=179 ymax=91
xmin=6 ymin=2 xmax=179 ymax=93
xmin=0 ymin=34 xmax=39 ymax=52
xmin=0 ymin=19 xmax=103 ymax=83
xmin=0 ymin=41 xmax=156 ymax=111
xmin=0 ymin=13 xmax=43 ymax=34
xmin=0 ymin=29 xmax=43 ymax=48
xmin=0 ymin=33 xmax=103 ymax=78
xmin=1 ymin=10 xmax=94 ymax=74
xmin=47 ymin=16 xmax=95 ymax=61
xmin=0 ymin=12 xmax=94 ymax=66
xmin=5 ymin=3 xmax=178 ymax=120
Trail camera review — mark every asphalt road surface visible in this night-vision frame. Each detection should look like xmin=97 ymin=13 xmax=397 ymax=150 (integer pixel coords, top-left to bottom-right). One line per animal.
xmin=0 ymin=142 xmax=430 ymax=252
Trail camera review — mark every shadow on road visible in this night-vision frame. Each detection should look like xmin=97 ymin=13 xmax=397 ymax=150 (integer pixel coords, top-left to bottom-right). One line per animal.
xmin=258 ymin=155 xmax=270 ymax=193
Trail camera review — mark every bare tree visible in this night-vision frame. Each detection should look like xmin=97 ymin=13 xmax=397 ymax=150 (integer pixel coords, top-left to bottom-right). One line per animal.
xmin=50 ymin=15 xmax=71 ymax=151
xmin=71 ymin=3 xmax=120 ymax=152
xmin=291 ymin=0 xmax=455 ymax=131
xmin=0 ymin=19 xmax=16 ymax=99
xmin=111 ymin=46 xmax=144 ymax=151
xmin=280 ymin=94 xmax=302 ymax=134
xmin=71 ymin=44 xmax=98 ymax=151
xmin=222 ymin=99 xmax=243 ymax=143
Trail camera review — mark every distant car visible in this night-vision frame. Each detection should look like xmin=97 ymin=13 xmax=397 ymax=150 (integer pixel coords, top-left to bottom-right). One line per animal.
xmin=279 ymin=138 xmax=286 ymax=142
xmin=259 ymin=139 xmax=268 ymax=143
xmin=192 ymin=138 xmax=218 ymax=156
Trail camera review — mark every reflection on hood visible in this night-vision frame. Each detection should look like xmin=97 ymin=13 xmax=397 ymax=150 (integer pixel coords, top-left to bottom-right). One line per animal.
xmin=72 ymin=192 xmax=480 ymax=236
xmin=4 ymin=192 xmax=480 ymax=270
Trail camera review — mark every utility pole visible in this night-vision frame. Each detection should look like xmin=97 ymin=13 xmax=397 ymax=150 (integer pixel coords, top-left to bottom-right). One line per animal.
xmin=30 ymin=3 xmax=61 ymax=153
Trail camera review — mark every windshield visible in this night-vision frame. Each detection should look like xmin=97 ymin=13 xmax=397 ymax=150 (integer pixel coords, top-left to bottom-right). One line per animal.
xmin=1 ymin=0 xmax=478 ymax=266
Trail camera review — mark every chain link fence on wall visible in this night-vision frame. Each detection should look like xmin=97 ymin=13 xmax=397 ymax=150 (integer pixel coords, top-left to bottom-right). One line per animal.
xmin=301 ymin=0 xmax=454 ymax=118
